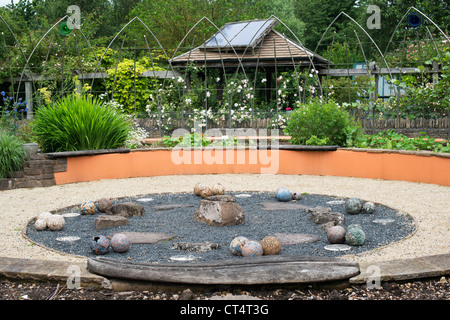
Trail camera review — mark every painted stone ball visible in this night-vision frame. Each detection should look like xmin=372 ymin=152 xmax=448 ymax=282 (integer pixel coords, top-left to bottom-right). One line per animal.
xmin=229 ymin=236 xmax=249 ymax=256
xmin=47 ymin=214 xmax=65 ymax=231
xmin=291 ymin=192 xmax=302 ymax=200
xmin=200 ymin=187 xmax=213 ymax=198
xmin=326 ymin=225 xmax=346 ymax=244
xmin=37 ymin=211 xmax=53 ymax=222
xmin=90 ymin=235 xmax=111 ymax=255
xmin=211 ymin=183 xmax=225 ymax=195
xmin=345 ymin=224 xmax=366 ymax=246
xmin=34 ymin=218 xmax=48 ymax=231
xmin=194 ymin=182 xmax=207 ymax=196
xmin=96 ymin=198 xmax=112 ymax=213
xmin=241 ymin=241 xmax=263 ymax=257
xmin=363 ymin=202 xmax=375 ymax=214
xmin=345 ymin=198 xmax=363 ymax=214
xmin=260 ymin=236 xmax=281 ymax=255
xmin=80 ymin=201 xmax=96 ymax=215
xmin=110 ymin=233 xmax=131 ymax=253
xmin=276 ymin=188 xmax=291 ymax=202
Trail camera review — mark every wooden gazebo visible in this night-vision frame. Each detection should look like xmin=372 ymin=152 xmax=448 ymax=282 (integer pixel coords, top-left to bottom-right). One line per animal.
xmin=169 ymin=19 xmax=331 ymax=101
xmin=170 ymin=19 xmax=330 ymax=69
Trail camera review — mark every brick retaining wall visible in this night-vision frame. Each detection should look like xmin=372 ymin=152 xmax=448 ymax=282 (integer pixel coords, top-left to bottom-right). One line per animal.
xmin=0 ymin=154 xmax=67 ymax=190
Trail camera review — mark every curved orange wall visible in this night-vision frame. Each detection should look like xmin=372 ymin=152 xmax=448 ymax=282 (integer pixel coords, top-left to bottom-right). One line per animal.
xmin=54 ymin=149 xmax=450 ymax=187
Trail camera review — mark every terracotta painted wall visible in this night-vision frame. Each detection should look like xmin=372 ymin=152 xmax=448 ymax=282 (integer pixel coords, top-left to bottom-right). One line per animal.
xmin=54 ymin=149 xmax=450 ymax=187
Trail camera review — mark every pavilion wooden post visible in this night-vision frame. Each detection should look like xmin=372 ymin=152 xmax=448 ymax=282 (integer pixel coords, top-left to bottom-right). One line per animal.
xmin=25 ymin=81 xmax=33 ymax=120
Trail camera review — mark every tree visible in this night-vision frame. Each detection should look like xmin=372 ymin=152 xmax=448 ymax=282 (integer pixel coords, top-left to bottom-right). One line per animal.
xmin=355 ymin=0 xmax=449 ymax=56
xmin=260 ymin=0 xmax=306 ymax=41
xmin=128 ymin=0 xmax=266 ymax=50
xmin=293 ymin=0 xmax=358 ymax=50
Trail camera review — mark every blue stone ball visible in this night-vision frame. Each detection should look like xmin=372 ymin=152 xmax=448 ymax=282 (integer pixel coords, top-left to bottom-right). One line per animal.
xmin=80 ymin=201 xmax=96 ymax=215
xmin=241 ymin=241 xmax=263 ymax=257
xmin=230 ymin=236 xmax=249 ymax=256
xmin=276 ymin=188 xmax=292 ymax=202
xmin=90 ymin=235 xmax=111 ymax=255
xmin=111 ymin=233 xmax=131 ymax=253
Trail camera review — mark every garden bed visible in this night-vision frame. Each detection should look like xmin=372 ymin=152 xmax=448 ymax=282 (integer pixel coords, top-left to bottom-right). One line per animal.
xmin=25 ymin=192 xmax=415 ymax=265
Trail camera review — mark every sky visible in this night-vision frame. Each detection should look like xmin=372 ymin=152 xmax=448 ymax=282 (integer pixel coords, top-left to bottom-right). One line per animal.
xmin=0 ymin=0 xmax=16 ymax=8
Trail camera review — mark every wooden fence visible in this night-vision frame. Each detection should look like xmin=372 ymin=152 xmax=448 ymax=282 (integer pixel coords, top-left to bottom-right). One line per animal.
xmin=137 ymin=116 xmax=449 ymax=139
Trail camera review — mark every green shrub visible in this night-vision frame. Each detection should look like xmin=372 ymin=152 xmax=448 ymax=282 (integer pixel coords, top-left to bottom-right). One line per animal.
xmin=32 ymin=95 xmax=131 ymax=152
xmin=284 ymin=99 xmax=362 ymax=146
xmin=0 ymin=129 xmax=27 ymax=179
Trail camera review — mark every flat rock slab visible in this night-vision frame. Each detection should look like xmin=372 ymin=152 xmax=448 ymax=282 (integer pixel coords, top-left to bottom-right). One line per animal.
xmin=259 ymin=202 xmax=311 ymax=211
xmin=272 ymin=233 xmax=320 ymax=245
xmin=172 ymin=242 xmax=220 ymax=253
xmin=110 ymin=232 xmax=176 ymax=244
xmin=87 ymin=255 xmax=360 ymax=285
xmin=151 ymin=204 xmax=194 ymax=211
xmin=95 ymin=215 xmax=129 ymax=230
xmin=105 ymin=202 xmax=145 ymax=218
xmin=350 ymin=253 xmax=450 ymax=284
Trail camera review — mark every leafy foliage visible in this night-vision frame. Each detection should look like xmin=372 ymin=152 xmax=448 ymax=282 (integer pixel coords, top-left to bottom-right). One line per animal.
xmin=284 ymin=98 xmax=363 ymax=146
xmin=0 ymin=129 xmax=27 ymax=179
xmin=356 ymin=130 xmax=449 ymax=152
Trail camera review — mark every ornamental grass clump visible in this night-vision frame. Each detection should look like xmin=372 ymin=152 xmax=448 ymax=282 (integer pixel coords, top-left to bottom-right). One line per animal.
xmin=33 ymin=95 xmax=131 ymax=153
xmin=0 ymin=129 xmax=27 ymax=178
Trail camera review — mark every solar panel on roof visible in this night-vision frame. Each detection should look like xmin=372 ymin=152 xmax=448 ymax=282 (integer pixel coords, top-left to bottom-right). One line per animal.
xmin=203 ymin=19 xmax=277 ymax=49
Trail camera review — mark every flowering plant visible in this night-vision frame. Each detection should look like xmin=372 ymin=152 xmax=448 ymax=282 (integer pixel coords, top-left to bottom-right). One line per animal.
xmin=0 ymin=91 xmax=28 ymax=135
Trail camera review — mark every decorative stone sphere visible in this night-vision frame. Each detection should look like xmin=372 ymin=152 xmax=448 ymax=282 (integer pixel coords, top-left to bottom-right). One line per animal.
xmin=260 ymin=236 xmax=281 ymax=255
xmin=211 ymin=183 xmax=225 ymax=195
xmin=110 ymin=233 xmax=131 ymax=253
xmin=345 ymin=198 xmax=363 ymax=214
xmin=241 ymin=241 xmax=263 ymax=257
xmin=291 ymin=192 xmax=302 ymax=200
xmin=276 ymin=188 xmax=291 ymax=202
xmin=347 ymin=223 xmax=363 ymax=231
xmin=96 ymin=198 xmax=112 ymax=213
xmin=90 ymin=235 xmax=111 ymax=255
xmin=326 ymin=225 xmax=346 ymax=244
xmin=200 ymin=187 xmax=213 ymax=198
xmin=34 ymin=218 xmax=48 ymax=231
xmin=363 ymin=202 xmax=375 ymax=214
xmin=80 ymin=201 xmax=96 ymax=215
xmin=37 ymin=211 xmax=53 ymax=222
xmin=47 ymin=214 xmax=65 ymax=231
xmin=194 ymin=182 xmax=207 ymax=196
xmin=229 ymin=236 xmax=249 ymax=256
xmin=345 ymin=225 xmax=366 ymax=246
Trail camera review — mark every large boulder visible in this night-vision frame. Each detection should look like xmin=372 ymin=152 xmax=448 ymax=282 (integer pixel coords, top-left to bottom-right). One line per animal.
xmin=105 ymin=202 xmax=145 ymax=218
xmin=194 ymin=195 xmax=245 ymax=226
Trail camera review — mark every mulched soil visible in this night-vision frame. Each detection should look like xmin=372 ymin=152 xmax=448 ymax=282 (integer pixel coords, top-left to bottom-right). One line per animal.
xmin=0 ymin=277 xmax=447 ymax=300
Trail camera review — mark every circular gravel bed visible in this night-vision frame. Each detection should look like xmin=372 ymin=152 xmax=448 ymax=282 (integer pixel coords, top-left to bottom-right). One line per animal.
xmin=25 ymin=192 xmax=415 ymax=264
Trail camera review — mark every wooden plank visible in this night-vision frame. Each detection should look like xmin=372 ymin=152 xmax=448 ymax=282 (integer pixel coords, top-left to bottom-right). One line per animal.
xmin=319 ymin=67 xmax=441 ymax=76
xmin=87 ymin=255 xmax=360 ymax=285
xmin=13 ymin=70 xmax=182 ymax=82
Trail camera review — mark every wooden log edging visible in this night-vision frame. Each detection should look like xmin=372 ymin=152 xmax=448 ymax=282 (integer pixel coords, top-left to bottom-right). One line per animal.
xmin=87 ymin=255 xmax=360 ymax=285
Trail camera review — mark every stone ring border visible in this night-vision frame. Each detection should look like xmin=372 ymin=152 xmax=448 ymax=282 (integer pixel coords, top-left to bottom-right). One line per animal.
xmin=20 ymin=190 xmax=419 ymax=264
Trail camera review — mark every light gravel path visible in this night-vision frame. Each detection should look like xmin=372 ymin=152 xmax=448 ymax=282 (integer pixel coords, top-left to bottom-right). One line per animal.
xmin=1 ymin=174 xmax=449 ymax=265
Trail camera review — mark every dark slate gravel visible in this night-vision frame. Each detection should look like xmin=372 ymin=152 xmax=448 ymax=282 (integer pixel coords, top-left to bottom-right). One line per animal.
xmin=25 ymin=192 xmax=415 ymax=264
